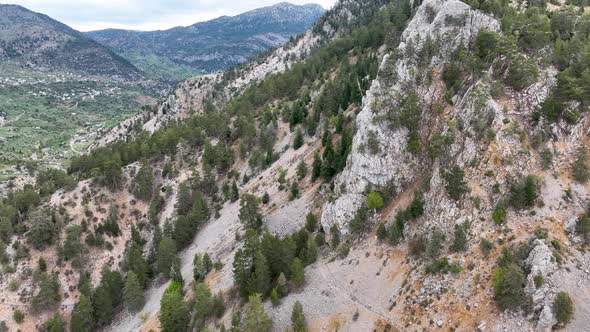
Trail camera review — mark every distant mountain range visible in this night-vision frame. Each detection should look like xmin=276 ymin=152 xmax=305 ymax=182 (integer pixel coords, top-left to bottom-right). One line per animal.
xmin=85 ymin=2 xmax=325 ymax=80
xmin=0 ymin=4 xmax=142 ymax=80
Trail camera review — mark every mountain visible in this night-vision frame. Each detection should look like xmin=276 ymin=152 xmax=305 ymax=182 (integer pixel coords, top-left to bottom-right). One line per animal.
xmin=3 ymin=0 xmax=590 ymax=332
xmin=0 ymin=4 xmax=142 ymax=80
xmin=85 ymin=2 xmax=325 ymax=79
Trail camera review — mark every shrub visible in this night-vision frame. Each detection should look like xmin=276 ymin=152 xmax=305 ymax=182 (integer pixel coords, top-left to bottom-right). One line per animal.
xmin=443 ymin=166 xmax=468 ymax=200
xmin=451 ymin=222 xmax=469 ymax=252
xmin=492 ymin=263 xmax=527 ymax=311
xmin=492 ymin=203 xmax=506 ymax=224
xmin=365 ymin=192 xmax=384 ymax=210
xmin=426 ymin=229 xmax=445 ymax=258
xmin=509 ymin=175 xmax=539 ymax=209
xmin=553 ymin=291 xmax=573 ymax=326
xmin=367 ymin=130 xmax=381 ymax=155
xmin=534 ymin=274 xmax=544 ymax=288
xmin=13 ymin=309 xmax=24 ymax=323
xmin=305 ymin=212 xmax=317 ymax=232
xmin=479 ymin=238 xmax=494 ymax=257
xmin=506 ymin=56 xmax=538 ymax=91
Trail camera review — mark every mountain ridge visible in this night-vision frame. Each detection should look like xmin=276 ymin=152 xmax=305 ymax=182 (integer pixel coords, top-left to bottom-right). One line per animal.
xmin=85 ymin=2 xmax=326 ymax=79
xmin=0 ymin=3 xmax=143 ymax=80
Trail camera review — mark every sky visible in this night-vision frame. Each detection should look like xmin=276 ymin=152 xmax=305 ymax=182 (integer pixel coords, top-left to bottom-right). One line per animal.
xmin=6 ymin=0 xmax=337 ymax=31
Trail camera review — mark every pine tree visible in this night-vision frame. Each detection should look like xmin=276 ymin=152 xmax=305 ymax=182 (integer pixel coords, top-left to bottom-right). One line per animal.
xmin=92 ymin=284 xmax=113 ymax=325
xmin=243 ymin=294 xmax=272 ymax=332
xmin=573 ymin=147 xmax=590 ymax=183
xmin=293 ymin=128 xmax=304 ymax=149
xmin=193 ymin=282 xmax=213 ymax=326
xmin=176 ymin=183 xmax=193 ymax=216
xmin=296 ymin=160 xmax=307 ymax=180
xmin=311 ymin=151 xmax=322 ymax=181
xmin=239 ymin=194 xmax=262 ymax=231
xmin=160 ymin=284 xmax=189 ymax=332
xmin=291 ymin=301 xmax=307 ymax=332
xmin=45 ymin=313 xmax=66 ymax=332
xmin=70 ymin=294 xmax=94 ymax=332
xmin=157 ymin=237 xmax=177 ymax=278
xmin=304 ymin=236 xmax=318 ymax=264
xmin=270 ymin=288 xmax=280 ymax=306
xmin=290 ymin=258 xmax=305 ymax=288
xmin=31 ymin=272 xmax=60 ymax=312
xmin=252 ymin=250 xmax=271 ymax=296
xmin=131 ymin=163 xmax=154 ymax=201
xmin=230 ymin=180 xmax=240 ymax=202
xmin=126 ymin=242 xmax=149 ymax=287
xmin=123 ymin=271 xmax=144 ymax=313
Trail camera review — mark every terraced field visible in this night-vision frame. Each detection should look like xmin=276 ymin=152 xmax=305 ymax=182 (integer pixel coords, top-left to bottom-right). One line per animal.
xmin=0 ymin=72 xmax=159 ymax=180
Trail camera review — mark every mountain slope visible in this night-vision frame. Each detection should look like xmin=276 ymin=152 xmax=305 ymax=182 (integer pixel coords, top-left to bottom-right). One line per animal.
xmin=0 ymin=4 xmax=142 ymax=80
xmin=85 ymin=2 xmax=325 ymax=79
xmin=3 ymin=0 xmax=590 ymax=332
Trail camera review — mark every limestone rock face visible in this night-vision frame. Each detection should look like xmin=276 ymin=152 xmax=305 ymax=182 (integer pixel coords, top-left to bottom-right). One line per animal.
xmin=525 ymin=239 xmax=557 ymax=331
xmin=321 ymin=0 xmax=499 ymax=235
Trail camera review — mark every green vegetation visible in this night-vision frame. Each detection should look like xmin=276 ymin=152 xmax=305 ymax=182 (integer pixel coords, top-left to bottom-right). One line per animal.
xmin=553 ymin=291 xmax=574 ymax=326
xmin=386 ymin=194 xmax=424 ymax=245
xmin=243 ymin=294 xmax=272 ymax=332
xmin=443 ymin=166 xmax=468 ymax=200
xmin=572 ymin=147 xmax=589 ymax=183
xmin=291 ymin=301 xmax=307 ymax=332
xmin=123 ymin=271 xmax=144 ymax=313
xmin=0 ymin=79 xmax=154 ymax=175
xmin=160 ymin=281 xmax=190 ymax=332
xmin=492 ymin=247 xmax=530 ymax=311
xmin=509 ymin=175 xmax=540 ymax=209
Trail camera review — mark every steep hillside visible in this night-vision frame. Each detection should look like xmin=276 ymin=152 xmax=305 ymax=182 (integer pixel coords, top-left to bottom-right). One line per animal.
xmin=2 ymin=0 xmax=590 ymax=332
xmin=85 ymin=3 xmax=325 ymax=80
xmin=0 ymin=4 xmax=142 ymax=80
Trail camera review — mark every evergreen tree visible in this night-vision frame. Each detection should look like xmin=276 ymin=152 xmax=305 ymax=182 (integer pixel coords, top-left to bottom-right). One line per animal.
xmin=131 ymin=163 xmax=154 ymax=202
xmin=123 ymin=271 xmax=144 ymax=313
xmin=252 ymin=250 xmax=271 ymax=296
xmin=230 ymin=180 xmax=240 ymax=202
xmin=304 ymin=236 xmax=318 ymax=264
xmin=311 ymin=151 xmax=322 ymax=181
xmin=193 ymin=282 xmax=213 ymax=326
xmin=573 ymin=147 xmax=590 ymax=183
xmin=92 ymin=284 xmax=113 ymax=325
xmin=31 ymin=272 xmax=60 ymax=312
xmin=157 ymin=237 xmax=177 ymax=278
xmin=239 ymin=194 xmax=262 ymax=231
xmin=293 ymin=128 xmax=304 ymax=150
xmin=175 ymin=183 xmax=193 ymax=216
xmin=160 ymin=283 xmax=189 ymax=332
xmin=193 ymin=253 xmax=212 ymax=282
xmin=243 ymin=294 xmax=272 ymax=332
xmin=290 ymin=258 xmax=305 ymax=288
xmin=291 ymin=301 xmax=307 ymax=332
xmin=270 ymin=288 xmax=280 ymax=306
xmin=126 ymin=242 xmax=149 ymax=287
xmin=70 ymin=294 xmax=94 ymax=332
xmin=44 ymin=313 xmax=66 ymax=332
xmin=100 ymin=268 xmax=123 ymax=307
xmin=296 ymin=160 xmax=307 ymax=180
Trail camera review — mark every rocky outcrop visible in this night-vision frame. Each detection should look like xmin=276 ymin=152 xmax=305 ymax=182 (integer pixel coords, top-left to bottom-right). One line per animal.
xmin=525 ymin=239 xmax=557 ymax=330
xmin=321 ymin=0 xmax=499 ymax=235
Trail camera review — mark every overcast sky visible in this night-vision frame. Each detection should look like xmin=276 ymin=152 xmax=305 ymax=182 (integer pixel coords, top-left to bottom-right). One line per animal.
xmin=6 ymin=0 xmax=336 ymax=31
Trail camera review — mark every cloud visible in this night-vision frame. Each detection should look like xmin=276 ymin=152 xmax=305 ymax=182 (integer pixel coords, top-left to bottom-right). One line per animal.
xmin=7 ymin=0 xmax=336 ymax=31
